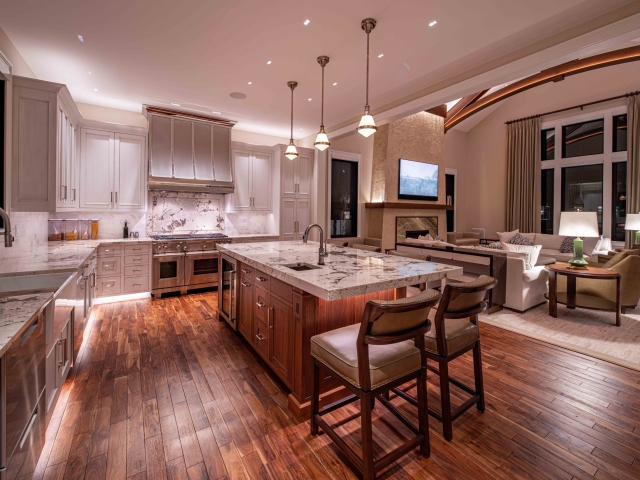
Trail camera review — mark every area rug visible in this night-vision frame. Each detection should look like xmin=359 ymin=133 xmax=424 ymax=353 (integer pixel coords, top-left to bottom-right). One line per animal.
xmin=479 ymin=303 xmax=640 ymax=371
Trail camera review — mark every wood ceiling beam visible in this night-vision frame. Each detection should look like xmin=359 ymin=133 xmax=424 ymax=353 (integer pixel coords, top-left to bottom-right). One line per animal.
xmin=443 ymin=45 xmax=640 ymax=132
xmin=445 ymin=90 xmax=489 ymax=121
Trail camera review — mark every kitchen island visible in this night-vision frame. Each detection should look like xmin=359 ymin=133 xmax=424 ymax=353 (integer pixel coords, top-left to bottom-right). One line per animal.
xmin=217 ymin=240 xmax=463 ymax=417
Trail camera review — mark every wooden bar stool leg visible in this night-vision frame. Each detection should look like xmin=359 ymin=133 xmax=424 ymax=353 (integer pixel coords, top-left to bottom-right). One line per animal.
xmin=361 ymin=392 xmax=375 ymax=480
xmin=473 ymin=340 xmax=485 ymax=412
xmin=310 ymin=362 xmax=320 ymax=435
xmin=439 ymin=359 xmax=453 ymax=441
xmin=417 ymin=365 xmax=430 ymax=457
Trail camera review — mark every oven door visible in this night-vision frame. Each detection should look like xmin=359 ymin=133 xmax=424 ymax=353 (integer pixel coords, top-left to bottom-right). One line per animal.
xmin=185 ymin=252 xmax=220 ymax=287
xmin=152 ymin=254 xmax=185 ymax=290
xmin=219 ymin=254 xmax=237 ymax=330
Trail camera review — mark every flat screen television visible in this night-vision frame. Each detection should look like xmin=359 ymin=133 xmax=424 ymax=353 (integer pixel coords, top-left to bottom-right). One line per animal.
xmin=398 ymin=158 xmax=438 ymax=201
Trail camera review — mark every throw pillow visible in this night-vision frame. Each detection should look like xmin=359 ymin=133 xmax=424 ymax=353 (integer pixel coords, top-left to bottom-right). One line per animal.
xmin=434 ymin=235 xmax=445 ymax=242
xmin=506 ymin=232 xmax=534 ymax=246
xmin=485 ymin=242 xmax=503 ymax=250
xmin=593 ymin=235 xmax=603 ymax=254
xmin=497 ymin=229 xmax=519 ymax=243
xmin=559 ymin=236 xmax=576 ymax=254
xmin=501 ymin=243 xmax=542 ymax=270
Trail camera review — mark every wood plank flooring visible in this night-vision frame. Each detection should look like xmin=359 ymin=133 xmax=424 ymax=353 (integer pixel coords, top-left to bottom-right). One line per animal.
xmin=30 ymin=292 xmax=640 ymax=479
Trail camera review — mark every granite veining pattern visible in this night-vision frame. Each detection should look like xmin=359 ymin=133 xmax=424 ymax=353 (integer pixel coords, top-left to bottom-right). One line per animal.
xmin=218 ymin=241 xmax=463 ymax=301
xmin=0 ymin=293 xmax=52 ymax=356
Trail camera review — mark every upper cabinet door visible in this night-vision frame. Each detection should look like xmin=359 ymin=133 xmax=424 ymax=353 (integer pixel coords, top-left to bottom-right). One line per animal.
xmin=56 ymin=109 xmax=78 ymax=210
xmin=114 ymin=134 xmax=146 ymax=210
xmin=251 ymin=153 xmax=272 ymax=211
xmin=232 ymin=149 xmax=252 ymax=210
xmin=281 ymin=154 xmax=296 ymax=198
xmin=149 ymin=115 xmax=172 ymax=178
xmin=296 ymin=154 xmax=313 ymax=199
xmin=80 ymin=129 xmax=114 ymax=210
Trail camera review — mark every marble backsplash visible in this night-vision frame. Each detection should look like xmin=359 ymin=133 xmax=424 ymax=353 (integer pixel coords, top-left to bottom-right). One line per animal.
xmin=1 ymin=212 xmax=50 ymax=256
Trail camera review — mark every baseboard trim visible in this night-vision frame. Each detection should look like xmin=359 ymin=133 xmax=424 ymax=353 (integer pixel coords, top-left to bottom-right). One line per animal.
xmin=94 ymin=292 xmax=151 ymax=305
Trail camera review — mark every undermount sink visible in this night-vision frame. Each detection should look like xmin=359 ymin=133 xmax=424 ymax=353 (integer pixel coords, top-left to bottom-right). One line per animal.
xmin=0 ymin=272 xmax=75 ymax=297
xmin=283 ymin=263 xmax=323 ymax=272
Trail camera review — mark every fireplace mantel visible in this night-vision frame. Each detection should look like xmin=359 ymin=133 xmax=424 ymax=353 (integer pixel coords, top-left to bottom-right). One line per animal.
xmin=365 ymin=202 xmax=453 ymax=210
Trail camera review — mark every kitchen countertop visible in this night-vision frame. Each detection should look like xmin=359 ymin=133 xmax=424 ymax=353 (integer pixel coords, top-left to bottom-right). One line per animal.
xmin=218 ymin=241 xmax=463 ymax=301
xmin=0 ymin=292 xmax=52 ymax=356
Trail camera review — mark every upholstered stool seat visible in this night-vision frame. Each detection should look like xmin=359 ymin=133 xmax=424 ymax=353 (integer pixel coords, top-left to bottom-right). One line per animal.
xmin=311 ymin=325 xmax=421 ymax=390
xmin=424 ymin=318 xmax=478 ymax=355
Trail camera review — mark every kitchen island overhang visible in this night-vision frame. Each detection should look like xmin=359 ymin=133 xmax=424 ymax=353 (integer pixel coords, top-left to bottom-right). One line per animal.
xmin=217 ymin=241 xmax=463 ymax=418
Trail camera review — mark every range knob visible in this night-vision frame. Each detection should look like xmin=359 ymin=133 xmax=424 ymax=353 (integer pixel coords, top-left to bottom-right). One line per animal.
xmin=183 ymin=245 xmax=188 ymax=252
xmin=163 ymin=245 xmax=168 ymax=250
xmin=203 ymin=244 xmax=207 ymax=250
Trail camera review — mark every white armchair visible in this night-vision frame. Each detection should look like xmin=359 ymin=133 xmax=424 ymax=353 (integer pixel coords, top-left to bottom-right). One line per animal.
xmin=504 ymin=255 xmax=549 ymax=312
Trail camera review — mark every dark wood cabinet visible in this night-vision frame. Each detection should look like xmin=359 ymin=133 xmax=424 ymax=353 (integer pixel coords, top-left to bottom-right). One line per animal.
xmin=268 ymin=295 xmax=294 ymax=387
xmin=238 ymin=278 xmax=254 ymax=342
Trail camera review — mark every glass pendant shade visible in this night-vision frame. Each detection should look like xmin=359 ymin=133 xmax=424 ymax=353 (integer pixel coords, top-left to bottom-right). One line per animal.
xmin=357 ymin=113 xmax=377 ymax=137
xmin=314 ymin=127 xmax=330 ymax=151
xmin=285 ymin=141 xmax=298 ymax=160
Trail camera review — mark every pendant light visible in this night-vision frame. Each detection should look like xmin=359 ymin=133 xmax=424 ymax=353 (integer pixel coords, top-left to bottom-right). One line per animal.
xmin=357 ymin=18 xmax=377 ymax=137
xmin=285 ymin=81 xmax=299 ymax=160
xmin=314 ymin=56 xmax=330 ymax=151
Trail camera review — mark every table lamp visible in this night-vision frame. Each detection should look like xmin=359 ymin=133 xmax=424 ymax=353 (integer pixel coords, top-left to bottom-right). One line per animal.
xmin=625 ymin=213 xmax=640 ymax=245
xmin=558 ymin=211 xmax=599 ymax=269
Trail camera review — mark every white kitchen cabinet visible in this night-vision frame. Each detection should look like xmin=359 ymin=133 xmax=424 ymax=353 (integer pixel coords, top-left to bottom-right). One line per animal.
xmin=280 ymin=149 xmax=313 ymax=200
xmin=79 ymin=127 xmax=146 ymax=211
xmin=11 ymin=76 xmax=82 ymax=212
xmin=280 ymin=197 xmax=311 ymax=240
xmin=229 ymin=147 xmax=272 ymax=212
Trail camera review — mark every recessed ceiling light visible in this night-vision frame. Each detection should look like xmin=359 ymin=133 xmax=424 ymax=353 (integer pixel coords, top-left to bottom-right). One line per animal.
xmin=94 ymin=88 xmax=98 ymax=91
xmin=171 ymin=103 xmax=180 ymax=106
xmin=308 ymin=98 xmax=312 ymax=101
xmin=267 ymin=61 xmax=272 ymax=65
xmin=77 ymin=35 xmax=84 ymax=42
xmin=112 ymin=97 xmax=117 ymax=99
xmin=333 ymin=82 xmax=337 ymax=86
xmin=429 ymin=20 xmax=437 ymax=27
xmin=230 ymin=92 xmax=247 ymax=99
xmin=304 ymin=19 xmax=310 ymax=25
xmin=248 ymin=81 xmax=252 ymax=85
xmin=378 ymin=53 xmax=384 ymax=58
xmin=88 ymin=71 xmax=93 ymax=75
xmin=212 ymin=111 xmax=221 ymax=114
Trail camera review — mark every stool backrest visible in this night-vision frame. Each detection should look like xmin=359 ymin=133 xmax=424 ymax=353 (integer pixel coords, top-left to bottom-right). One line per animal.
xmin=432 ymin=275 xmax=497 ymax=356
xmin=356 ymin=289 xmax=441 ymax=390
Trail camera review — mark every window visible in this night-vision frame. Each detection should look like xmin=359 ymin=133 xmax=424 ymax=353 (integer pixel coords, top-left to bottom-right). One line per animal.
xmin=540 ymin=169 xmax=554 ymax=234
xmin=611 ymin=162 xmax=627 ymax=242
xmin=561 ymin=164 xmax=603 ymax=234
xmin=562 ymin=119 xmax=604 ymax=158
xmin=541 ymin=128 xmax=555 ymax=160
xmin=330 ymin=159 xmax=358 ymax=238
xmin=613 ymin=114 xmax=627 ymax=152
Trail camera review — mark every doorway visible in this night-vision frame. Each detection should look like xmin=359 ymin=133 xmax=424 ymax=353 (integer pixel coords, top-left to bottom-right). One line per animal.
xmin=330 ymin=158 xmax=358 ymax=238
xmin=445 ymin=170 xmax=456 ymax=232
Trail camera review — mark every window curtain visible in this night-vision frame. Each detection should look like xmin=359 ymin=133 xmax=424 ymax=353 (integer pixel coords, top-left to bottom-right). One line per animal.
xmin=627 ymin=94 xmax=640 ymax=248
xmin=506 ymin=117 xmax=541 ymax=233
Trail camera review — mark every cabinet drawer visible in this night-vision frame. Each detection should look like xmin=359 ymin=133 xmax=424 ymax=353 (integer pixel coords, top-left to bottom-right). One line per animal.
xmin=96 ymin=276 xmax=122 ymax=297
xmin=124 ymin=254 xmax=149 ymax=266
xmin=98 ymin=245 xmax=122 ymax=257
xmin=239 ymin=263 xmax=255 ymax=279
xmin=123 ymin=276 xmax=149 ymax=294
xmin=124 ymin=264 xmax=150 ymax=276
xmin=254 ymin=270 xmax=270 ymax=290
xmin=254 ymin=288 xmax=269 ymax=323
xmin=254 ymin=320 xmax=269 ymax=359
xmin=270 ymin=277 xmax=293 ymax=304
xmin=124 ymin=244 xmax=150 ymax=255
xmin=97 ymin=256 xmax=121 ymax=276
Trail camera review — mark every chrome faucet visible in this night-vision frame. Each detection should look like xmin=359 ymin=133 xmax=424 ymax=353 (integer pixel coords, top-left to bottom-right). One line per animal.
xmin=302 ymin=224 xmax=328 ymax=265
xmin=0 ymin=207 xmax=13 ymax=247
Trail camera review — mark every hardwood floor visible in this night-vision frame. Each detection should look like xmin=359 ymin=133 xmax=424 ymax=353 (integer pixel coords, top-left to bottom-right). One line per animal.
xmin=30 ymin=292 xmax=640 ymax=480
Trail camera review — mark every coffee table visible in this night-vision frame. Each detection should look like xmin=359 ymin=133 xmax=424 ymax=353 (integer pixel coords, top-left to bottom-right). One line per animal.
xmin=545 ymin=263 xmax=621 ymax=326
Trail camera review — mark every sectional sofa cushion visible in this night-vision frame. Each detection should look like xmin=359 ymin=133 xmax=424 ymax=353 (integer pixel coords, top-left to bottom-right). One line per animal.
xmin=497 ymin=229 xmax=519 ymax=243
xmin=501 ymin=243 xmax=542 ymax=270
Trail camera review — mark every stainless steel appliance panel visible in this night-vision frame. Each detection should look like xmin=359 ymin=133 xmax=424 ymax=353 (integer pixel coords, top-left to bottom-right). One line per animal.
xmin=185 ymin=252 xmax=220 ymax=287
xmin=152 ymin=253 xmax=185 ymax=290
xmin=219 ymin=254 xmax=237 ymax=330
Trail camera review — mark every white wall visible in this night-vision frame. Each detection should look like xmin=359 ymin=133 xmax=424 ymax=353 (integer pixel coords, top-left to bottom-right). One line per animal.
xmin=0 ymin=26 xmax=34 ymax=77
xmin=231 ymin=129 xmax=288 ymax=146
xmin=77 ymin=103 xmax=147 ymax=128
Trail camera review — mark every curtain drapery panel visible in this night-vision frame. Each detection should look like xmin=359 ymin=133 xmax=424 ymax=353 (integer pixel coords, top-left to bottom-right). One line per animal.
xmin=627 ymin=95 xmax=640 ymax=248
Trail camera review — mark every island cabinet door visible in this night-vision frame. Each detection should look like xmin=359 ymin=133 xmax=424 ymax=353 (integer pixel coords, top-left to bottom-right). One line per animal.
xmin=268 ymin=296 xmax=295 ymax=387
xmin=238 ymin=278 xmax=254 ymax=342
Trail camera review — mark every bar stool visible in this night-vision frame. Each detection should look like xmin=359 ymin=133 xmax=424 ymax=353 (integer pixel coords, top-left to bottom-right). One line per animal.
xmin=310 ymin=289 xmax=441 ymax=480
xmin=391 ymin=275 xmax=496 ymax=441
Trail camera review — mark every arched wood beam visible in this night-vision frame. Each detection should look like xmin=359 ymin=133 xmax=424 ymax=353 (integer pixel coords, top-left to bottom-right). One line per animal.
xmin=444 ymin=45 xmax=640 ymax=132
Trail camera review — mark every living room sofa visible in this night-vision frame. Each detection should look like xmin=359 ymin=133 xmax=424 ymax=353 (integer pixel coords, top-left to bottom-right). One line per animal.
xmin=493 ymin=232 xmax=611 ymax=262
xmin=447 ymin=232 xmax=481 ymax=246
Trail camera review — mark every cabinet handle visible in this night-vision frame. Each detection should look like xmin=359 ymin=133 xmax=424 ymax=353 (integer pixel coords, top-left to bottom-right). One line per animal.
xmin=115 ymin=192 xmax=118 ymax=203
xmin=268 ymin=306 xmax=273 ymax=328
xmin=256 ymin=334 xmax=264 ymax=341
xmin=256 ymin=301 xmax=265 ymax=308
xmin=256 ymin=276 xmax=267 ymax=282
xmin=241 ymin=281 xmax=251 ymax=287
xmin=133 ymin=268 xmax=142 ymax=272
xmin=73 ymin=188 xmax=76 ymax=201
xmin=133 ymin=283 xmax=142 ymax=286
xmin=134 ymin=257 xmax=141 ymax=261
xmin=241 ymin=268 xmax=251 ymax=274
xmin=111 ymin=192 xmax=113 ymax=203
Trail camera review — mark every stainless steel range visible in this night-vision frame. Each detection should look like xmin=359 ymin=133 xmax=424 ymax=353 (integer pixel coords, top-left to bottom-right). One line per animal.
xmin=151 ymin=233 xmax=231 ymax=297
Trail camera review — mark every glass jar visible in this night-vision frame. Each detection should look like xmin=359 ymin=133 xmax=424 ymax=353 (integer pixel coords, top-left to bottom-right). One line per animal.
xmin=91 ymin=219 xmax=99 ymax=240
xmin=80 ymin=219 xmax=92 ymax=240
xmin=48 ymin=219 xmax=65 ymax=241
xmin=65 ymin=219 xmax=79 ymax=241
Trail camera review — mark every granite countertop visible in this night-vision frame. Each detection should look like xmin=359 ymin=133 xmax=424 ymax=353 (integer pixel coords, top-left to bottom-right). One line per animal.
xmin=218 ymin=241 xmax=463 ymax=301
xmin=0 ymin=293 xmax=52 ymax=356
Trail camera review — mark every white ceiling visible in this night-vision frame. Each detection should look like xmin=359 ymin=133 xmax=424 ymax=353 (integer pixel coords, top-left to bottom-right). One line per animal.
xmin=0 ymin=0 xmax=637 ymax=138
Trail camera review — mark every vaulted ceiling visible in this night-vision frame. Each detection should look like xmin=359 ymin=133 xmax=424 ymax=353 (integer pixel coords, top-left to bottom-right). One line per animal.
xmin=1 ymin=0 xmax=638 ymax=137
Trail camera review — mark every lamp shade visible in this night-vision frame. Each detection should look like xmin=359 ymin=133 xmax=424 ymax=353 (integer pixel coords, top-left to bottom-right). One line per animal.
xmin=284 ymin=142 xmax=298 ymax=160
xmin=357 ymin=114 xmax=377 ymax=137
xmin=558 ymin=211 xmax=599 ymax=237
xmin=625 ymin=213 xmax=640 ymax=230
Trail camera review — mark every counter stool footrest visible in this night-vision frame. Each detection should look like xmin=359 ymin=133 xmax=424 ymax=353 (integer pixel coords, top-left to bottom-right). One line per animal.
xmin=377 ymin=394 xmax=419 ymax=434
xmin=374 ymin=435 xmax=424 ymax=472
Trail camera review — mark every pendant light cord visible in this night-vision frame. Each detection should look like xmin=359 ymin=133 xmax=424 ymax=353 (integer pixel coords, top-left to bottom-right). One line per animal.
xmin=365 ymin=29 xmax=370 ymax=112
xmin=321 ymin=64 xmax=325 ymax=127
xmin=290 ymin=85 xmax=294 ymax=140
